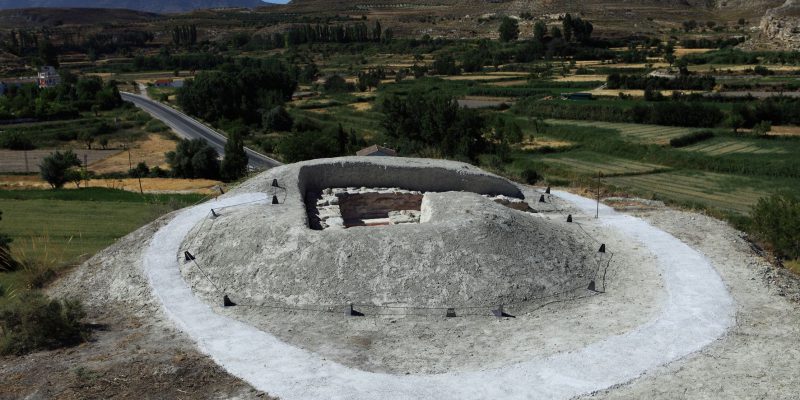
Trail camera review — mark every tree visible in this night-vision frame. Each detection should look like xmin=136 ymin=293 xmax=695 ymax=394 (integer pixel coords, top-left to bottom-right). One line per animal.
xmin=380 ymin=90 xmax=489 ymax=161
xmin=166 ymin=138 xmax=220 ymax=179
xmin=752 ymin=120 xmax=772 ymax=136
xmin=39 ymin=150 xmax=81 ymax=189
xmin=129 ymin=161 xmax=149 ymax=178
xmin=498 ymin=17 xmax=519 ymax=42
xmin=78 ymin=131 xmax=94 ymax=149
xmin=220 ymin=131 xmax=248 ymax=182
xmin=562 ymin=14 xmax=574 ymax=42
xmin=533 ymin=21 xmax=547 ymax=43
xmin=550 ymin=26 xmax=562 ymax=39
xmin=432 ymin=54 xmax=460 ymax=75
xmin=263 ymin=106 xmax=293 ymax=132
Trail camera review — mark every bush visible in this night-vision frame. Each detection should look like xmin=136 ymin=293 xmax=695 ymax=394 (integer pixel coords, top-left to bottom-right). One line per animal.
xmin=669 ymin=130 xmax=714 ymax=147
xmin=750 ymin=192 xmax=800 ymax=259
xmin=521 ymin=167 xmax=541 ymax=184
xmin=0 ymin=292 xmax=89 ymax=355
xmin=128 ymin=161 xmax=149 ymax=178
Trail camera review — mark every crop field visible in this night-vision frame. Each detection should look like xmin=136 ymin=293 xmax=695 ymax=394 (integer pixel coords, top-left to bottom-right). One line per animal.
xmin=539 ymin=153 xmax=670 ymax=177
xmin=545 ymin=119 xmax=702 ymax=144
xmin=682 ymin=139 xmax=790 ymax=155
xmin=605 ymin=170 xmax=772 ymax=214
xmin=0 ymin=149 xmax=121 ymax=173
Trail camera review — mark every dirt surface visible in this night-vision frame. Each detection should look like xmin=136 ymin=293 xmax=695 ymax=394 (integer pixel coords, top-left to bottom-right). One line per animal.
xmin=583 ymin=203 xmax=800 ymax=399
xmin=89 ymin=133 xmax=177 ymax=174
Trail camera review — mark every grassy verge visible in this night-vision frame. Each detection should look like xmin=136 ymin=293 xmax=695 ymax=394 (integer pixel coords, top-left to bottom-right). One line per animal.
xmin=0 ymin=188 xmax=206 ymax=307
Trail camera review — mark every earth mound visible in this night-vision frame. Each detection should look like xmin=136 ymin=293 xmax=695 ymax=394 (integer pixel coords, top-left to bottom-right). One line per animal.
xmin=181 ymin=157 xmax=596 ymax=312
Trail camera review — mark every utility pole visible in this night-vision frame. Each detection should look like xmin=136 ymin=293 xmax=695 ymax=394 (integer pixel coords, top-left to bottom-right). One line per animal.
xmin=24 ymin=151 xmax=29 ymax=173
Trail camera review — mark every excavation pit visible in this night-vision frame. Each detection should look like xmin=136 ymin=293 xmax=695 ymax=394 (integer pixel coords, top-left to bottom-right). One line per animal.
xmin=308 ymin=188 xmax=424 ymax=229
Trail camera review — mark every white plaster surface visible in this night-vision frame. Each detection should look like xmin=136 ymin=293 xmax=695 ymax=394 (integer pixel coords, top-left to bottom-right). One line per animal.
xmin=142 ymin=190 xmax=735 ymax=400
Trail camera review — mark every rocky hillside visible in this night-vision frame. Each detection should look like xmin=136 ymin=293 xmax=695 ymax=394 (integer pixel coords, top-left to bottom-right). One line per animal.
xmin=759 ymin=0 xmax=800 ymax=50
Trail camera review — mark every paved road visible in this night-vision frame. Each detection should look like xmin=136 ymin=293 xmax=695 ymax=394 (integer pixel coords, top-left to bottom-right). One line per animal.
xmin=121 ymin=92 xmax=282 ymax=170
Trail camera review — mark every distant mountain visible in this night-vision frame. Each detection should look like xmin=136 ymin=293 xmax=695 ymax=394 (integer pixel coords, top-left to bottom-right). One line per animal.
xmin=0 ymin=0 xmax=275 ymax=14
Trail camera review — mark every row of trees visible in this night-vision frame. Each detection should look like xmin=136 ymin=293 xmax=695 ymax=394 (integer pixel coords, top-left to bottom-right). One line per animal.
xmin=379 ymin=90 xmax=490 ymax=161
xmin=172 ymin=25 xmax=198 ymax=47
xmin=285 ymin=21 xmax=390 ymax=46
xmin=0 ymin=75 xmax=122 ymax=120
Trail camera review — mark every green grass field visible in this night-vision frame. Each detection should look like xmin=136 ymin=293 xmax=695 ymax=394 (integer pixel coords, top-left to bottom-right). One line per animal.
xmin=545 ymin=119 xmax=702 ymax=144
xmin=682 ymin=138 xmax=790 ymax=155
xmin=606 ymin=170 xmax=769 ymax=214
xmin=0 ymin=188 xmax=205 ymax=305
xmin=540 ymin=153 xmax=670 ymax=176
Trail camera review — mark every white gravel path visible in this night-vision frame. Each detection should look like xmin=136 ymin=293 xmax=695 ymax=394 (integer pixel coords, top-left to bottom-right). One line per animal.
xmin=142 ymin=190 xmax=735 ymax=400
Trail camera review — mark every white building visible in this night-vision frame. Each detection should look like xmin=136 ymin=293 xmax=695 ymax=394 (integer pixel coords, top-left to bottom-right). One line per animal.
xmin=37 ymin=66 xmax=60 ymax=88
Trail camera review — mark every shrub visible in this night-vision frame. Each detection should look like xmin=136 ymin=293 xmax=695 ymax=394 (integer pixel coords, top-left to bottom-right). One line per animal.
xmin=750 ymin=192 xmax=800 ymax=259
xmin=521 ymin=167 xmax=541 ymax=184
xmin=669 ymin=130 xmax=714 ymax=147
xmin=0 ymin=292 xmax=89 ymax=355
xmin=128 ymin=161 xmax=150 ymax=178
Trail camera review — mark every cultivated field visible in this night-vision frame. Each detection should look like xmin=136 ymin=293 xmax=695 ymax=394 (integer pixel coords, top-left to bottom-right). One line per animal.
xmin=541 ymin=155 xmax=670 ymax=176
xmin=606 ymin=170 xmax=766 ymax=214
xmin=682 ymin=139 xmax=790 ymax=155
xmin=545 ymin=119 xmax=702 ymax=144
xmin=0 ymin=149 xmax=121 ymax=173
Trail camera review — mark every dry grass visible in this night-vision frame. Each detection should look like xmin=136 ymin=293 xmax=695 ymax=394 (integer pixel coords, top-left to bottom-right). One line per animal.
xmin=350 ymin=102 xmax=373 ymax=111
xmin=674 ymin=48 xmax=714 ymax=56
xmin=519 ymin=138 xmax=573 ymax=151
xmin=89 ymin=134 xmax=177 ymax=174
xmin=768 ymin=125 xmax=800 ymax=137
xmin=487 ymin=79 xmax=529 ymax=87
xmin=555 ymin=74 xmax=607 ymax=82
xmin=0 ymin=175 xmax=220 ymax=194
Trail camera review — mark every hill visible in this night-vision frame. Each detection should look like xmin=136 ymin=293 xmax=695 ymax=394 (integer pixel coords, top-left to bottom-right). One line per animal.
xmin=0 ymin=0 xmax=273 ymax=14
